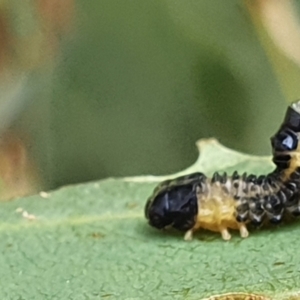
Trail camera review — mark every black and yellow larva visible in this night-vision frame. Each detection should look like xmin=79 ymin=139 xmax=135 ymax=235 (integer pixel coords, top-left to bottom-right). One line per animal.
xmin=144 ymin=100 xmax=300 ymax=240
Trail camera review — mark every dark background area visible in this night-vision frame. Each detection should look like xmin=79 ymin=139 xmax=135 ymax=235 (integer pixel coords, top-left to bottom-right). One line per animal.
xmin=1 ymin=0 xmax=300 ymax=198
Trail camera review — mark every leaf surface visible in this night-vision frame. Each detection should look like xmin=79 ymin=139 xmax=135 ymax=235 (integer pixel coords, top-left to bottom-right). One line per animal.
xmin=1 ymin=139 xmax=299 ymax=300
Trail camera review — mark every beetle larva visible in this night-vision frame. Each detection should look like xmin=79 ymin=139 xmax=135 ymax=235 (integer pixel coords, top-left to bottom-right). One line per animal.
xmin=145 ymin=100 xmax=300 ymax=240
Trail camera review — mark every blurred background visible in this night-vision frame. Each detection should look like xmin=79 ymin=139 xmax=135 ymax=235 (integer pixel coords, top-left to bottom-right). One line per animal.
xmin=0 ymin=0 xmax=300 ymax=200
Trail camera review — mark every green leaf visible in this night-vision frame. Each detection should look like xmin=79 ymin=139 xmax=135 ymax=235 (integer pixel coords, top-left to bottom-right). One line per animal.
xmin=1 ymin=139 xmax=299 ymax=300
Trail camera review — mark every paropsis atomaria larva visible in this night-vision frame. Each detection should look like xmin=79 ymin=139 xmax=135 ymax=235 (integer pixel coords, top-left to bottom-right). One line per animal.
xmin=145 ymin=100 xmax=300 ymax=240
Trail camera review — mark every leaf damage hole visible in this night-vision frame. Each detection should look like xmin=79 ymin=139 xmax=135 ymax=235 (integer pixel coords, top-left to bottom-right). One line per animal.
xmin=202 ymin=293 xmax=271 ymax=300
xmin=287 ymin=293 xmax=300 ymax=300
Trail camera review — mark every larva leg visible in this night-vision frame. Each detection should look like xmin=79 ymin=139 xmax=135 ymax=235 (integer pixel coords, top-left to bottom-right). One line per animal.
xmin=220 ymin=227 xmax=231 ymax=241
xmin=184 ymin=229 xmax=194 ymax=241
xmin=238 ymin=223 xmax=249 ymax=238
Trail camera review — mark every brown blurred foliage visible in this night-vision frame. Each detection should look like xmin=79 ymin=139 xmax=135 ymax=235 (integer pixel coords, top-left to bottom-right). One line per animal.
xmin=0 ymin=0 xmax=74 ymax=200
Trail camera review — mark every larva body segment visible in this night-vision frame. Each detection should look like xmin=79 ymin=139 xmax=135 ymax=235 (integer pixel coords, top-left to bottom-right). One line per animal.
xmin=145 ymin=100 xmax=300 ymax=240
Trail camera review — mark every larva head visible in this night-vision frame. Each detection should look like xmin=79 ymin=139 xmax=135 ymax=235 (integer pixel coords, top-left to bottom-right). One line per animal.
xmin=145 ymin=176 xmax=199 ymax=232
xmin=271 ymin=100 xmax=300 ymax=154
